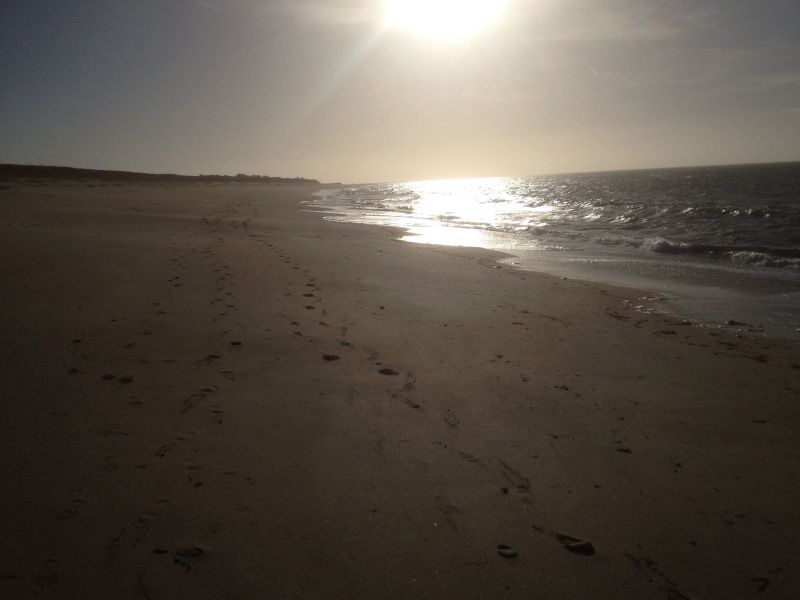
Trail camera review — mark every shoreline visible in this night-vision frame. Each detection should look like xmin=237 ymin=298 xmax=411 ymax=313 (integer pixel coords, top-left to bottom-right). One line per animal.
xmin=1 ymin=180 xmax=799 ymax=599
xmin=306 ymin=193 xmax=800 ymax=343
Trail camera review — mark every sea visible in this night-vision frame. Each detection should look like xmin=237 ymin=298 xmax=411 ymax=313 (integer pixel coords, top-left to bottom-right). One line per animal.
xmin=308 ymin=163 xmax=800 ymax=340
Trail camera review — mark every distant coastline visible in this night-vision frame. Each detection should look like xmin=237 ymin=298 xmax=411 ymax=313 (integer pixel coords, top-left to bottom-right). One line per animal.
xmin=0 ymin=163 xmax=320 ymax=185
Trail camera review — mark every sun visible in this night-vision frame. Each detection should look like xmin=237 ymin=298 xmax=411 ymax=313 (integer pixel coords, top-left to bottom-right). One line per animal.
xmin=385 ymin=0 xmax=508 ymax=40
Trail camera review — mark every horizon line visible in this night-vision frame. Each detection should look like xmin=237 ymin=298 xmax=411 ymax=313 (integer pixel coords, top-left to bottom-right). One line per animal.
xmin=2 ymin=158 xmax=799 ymax=187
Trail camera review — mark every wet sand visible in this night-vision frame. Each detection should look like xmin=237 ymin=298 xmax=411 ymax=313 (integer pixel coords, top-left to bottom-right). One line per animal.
xmin=1 ymin=179 xmax=798 ymax=598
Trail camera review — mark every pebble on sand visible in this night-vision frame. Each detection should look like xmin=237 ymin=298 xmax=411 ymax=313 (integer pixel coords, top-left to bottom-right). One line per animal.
xmin=557 ymin=535 xmax=595 ymax=556
xmin=497 ymin=544 xmax=518 ymax=559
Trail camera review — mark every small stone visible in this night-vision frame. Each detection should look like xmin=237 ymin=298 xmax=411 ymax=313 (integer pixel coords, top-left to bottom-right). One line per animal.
xmin=564 ymin=540 xmax=595 ymax=555
xmin=378 ymin=368 xmax=399 ymax=376
xmin=322 ymin=354 xmax=340 ymax=362
xmin=497 ymin=544 xmax=518 ymax=559
xmin=230 ymin=341 xmax=242 ymax=347
xmin=557 ymin=534 xmax=595 ymax=556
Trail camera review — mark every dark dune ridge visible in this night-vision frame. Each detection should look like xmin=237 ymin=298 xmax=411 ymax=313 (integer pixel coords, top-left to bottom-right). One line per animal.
xmin=0 ymin=163 xmax=319 ymax=185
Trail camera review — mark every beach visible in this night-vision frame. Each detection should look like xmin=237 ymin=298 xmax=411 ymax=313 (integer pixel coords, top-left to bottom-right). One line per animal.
xmin=1 ymin=178 xmax=798 ymax=598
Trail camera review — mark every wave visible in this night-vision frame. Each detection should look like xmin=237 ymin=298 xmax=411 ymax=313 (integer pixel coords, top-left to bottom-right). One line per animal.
xmin=642 ymin=238 xmax=694 ymax=254
xmin=641 ymin=237 xmax=800 ymax=269
xmin=730 ymin=251 xmax=800 ymax=269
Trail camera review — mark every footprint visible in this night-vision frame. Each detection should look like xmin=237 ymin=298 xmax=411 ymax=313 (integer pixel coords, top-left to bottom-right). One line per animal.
xmin=444 ymin=409 xmax=460 ymax=428
xmin=434 ymin=495 xmax=460 ymax=531
xmin=457 ymin=450 xmax=481 ymax=464
xmin=403 ymin=372 xmax=416 ymax=391
xmin=155 ymin=442 xmax=175 ymax=458
xmin=402 ymin=396 xmax=422 ymax=410
xmin=498 ymin=460 xmax=531 ymax=493
xmin=173 ymin=546 xmax=205 ymax=572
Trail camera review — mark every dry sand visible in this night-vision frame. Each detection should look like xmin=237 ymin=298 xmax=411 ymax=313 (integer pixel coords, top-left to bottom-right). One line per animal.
xmin=1 ymin=179 xmax=798 ymax=599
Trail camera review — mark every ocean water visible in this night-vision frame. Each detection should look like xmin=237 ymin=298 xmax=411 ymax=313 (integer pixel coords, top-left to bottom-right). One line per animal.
xmin=309 ymin=163 xmax=800 ymax=340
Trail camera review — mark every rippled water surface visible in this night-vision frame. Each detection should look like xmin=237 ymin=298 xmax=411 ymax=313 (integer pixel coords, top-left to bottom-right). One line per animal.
xmin=310 ymin=163 xmax=800 ymax=338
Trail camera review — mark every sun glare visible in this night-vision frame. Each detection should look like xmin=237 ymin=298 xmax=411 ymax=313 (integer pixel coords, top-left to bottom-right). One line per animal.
xmin=385 ymin=0 xmax=508 ymax=40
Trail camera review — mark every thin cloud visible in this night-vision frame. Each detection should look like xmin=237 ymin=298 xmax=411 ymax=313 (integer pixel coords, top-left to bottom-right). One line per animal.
xmin=624 ymin=76 xmax=709 ymax=89
xmin=524 ymin=1 xmax=713 ymax=44
xmin=191 ymin=0 xmax=225 ymax=12
xmin=734 ymin=70 xmax=800 ymax=93
xmin=288 ymin=0 xmax=379 ymax=25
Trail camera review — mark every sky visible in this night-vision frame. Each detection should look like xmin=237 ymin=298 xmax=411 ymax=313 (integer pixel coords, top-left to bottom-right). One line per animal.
xmin=1 ymin=0 xmax=799 ymax=183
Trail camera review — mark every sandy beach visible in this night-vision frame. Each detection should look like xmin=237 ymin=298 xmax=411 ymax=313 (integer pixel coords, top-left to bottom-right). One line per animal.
xmin=1 ymin=177 xmax=798 ymax=599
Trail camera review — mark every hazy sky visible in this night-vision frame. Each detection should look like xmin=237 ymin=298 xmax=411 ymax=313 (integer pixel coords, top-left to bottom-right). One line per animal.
xmin=1 ymin=0 xmax=799 ymax=182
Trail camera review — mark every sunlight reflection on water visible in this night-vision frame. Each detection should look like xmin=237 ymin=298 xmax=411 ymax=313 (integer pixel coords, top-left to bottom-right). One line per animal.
xmin=401 ymin=224 xmax=500 ymax=247
xmin=392 ymin=177 xmax=553 ymax=246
